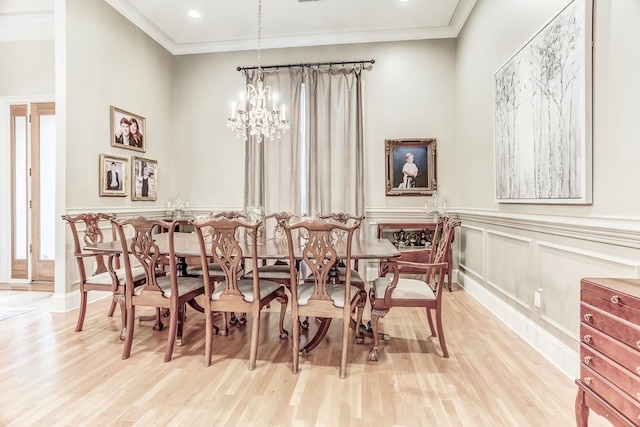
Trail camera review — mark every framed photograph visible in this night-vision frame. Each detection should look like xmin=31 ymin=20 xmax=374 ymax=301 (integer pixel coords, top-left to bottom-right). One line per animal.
xmin=131 ymin=156 xmax=157 ymax=201
xmin=110 ymin=105 xmax=146 ymax=152
xmin=385 ymin=138 xmax=437 ymax=196
xmin=99 ymin=154 xmax=128 ymax=197
xmin=493 ymin=0 xmax=592 ymax=203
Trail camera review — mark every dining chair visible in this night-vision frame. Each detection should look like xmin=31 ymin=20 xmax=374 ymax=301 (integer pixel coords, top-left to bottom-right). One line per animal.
xmin=284 ymin=217 xmax=367 ymax=379
xmin=114 ymin=217 xmax=205 ymax=362
xmin=192 ymin=216 xmax=289 ymax=370
xmin=62 ymin=212 xmax=146 ymax=339
xmin=318 ymin=213 xmax=366 ymax=286
xmin=243 ymin=211 xmax=299 ymax=286
xmin=367 ymin=218 xmax=461 ymax=362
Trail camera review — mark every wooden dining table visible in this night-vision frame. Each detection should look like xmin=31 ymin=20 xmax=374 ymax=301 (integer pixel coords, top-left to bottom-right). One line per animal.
xmin=88 ymin=232 xmax=401 ymax=353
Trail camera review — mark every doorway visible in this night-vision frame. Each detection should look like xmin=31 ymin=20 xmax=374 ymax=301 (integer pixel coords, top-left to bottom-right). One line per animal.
xmin=9 ymin=102 xmax=56 ymax=284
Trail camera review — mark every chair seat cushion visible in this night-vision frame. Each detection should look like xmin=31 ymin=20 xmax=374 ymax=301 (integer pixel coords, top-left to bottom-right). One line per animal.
xmin=372 ymin=277 xmax=436 ymax=301
xmin=137 ymin=276 xmax=203 ymax=298
xmin=211 ymin=279 xmax=282 ymax=302
xmin=244 ymin=264 xmax=292 ymax=280
xmin=338 ymin=267 xmax=365 ymax=284
xmin=189 ymin=263 xmax=242 ymax=278
xmin=83 ymin=266 xmax=147 ymax=286
xmin=296 ymin=282 xmax=361 ymax=308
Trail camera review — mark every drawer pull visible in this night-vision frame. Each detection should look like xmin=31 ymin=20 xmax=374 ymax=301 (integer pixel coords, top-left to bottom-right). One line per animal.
xmin=583 ymin=356 xmax=593 ymax=364
xmin=611 ymin=295 xmax=620 ymax=304
xmin=583 ymin=313 xmax=592 ymax=322
xmin=583 ymin=335 xmax=592 ymax=343
xmin=584 ymin=377 xmax=592 ymax=385
xmin=637 ymin=392 xmax=640 ymax=401
xmin=637 ymin=367 xmax=640 ymax=375
xmin=637 ymin=340 xmax=640 ymax=350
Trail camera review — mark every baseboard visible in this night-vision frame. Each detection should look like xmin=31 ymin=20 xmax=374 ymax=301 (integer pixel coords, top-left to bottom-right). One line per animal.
xmin=50 ymin=289 xmax=111 ymax=313
xmin=458 ymin=271 xmax=579 ymax=379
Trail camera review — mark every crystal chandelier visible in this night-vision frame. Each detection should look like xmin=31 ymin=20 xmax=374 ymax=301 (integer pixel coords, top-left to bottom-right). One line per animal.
xmin=227 ymin=0 xmax=290 ymax=142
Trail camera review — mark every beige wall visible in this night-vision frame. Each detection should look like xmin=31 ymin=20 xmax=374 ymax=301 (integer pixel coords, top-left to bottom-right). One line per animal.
xmin=455 ymin=0 xmax=640 ymax=377
xmin=0 ymin=40 xmax=55 ymax=96
xmin=171 ymin=39 xmax=458 ymax=211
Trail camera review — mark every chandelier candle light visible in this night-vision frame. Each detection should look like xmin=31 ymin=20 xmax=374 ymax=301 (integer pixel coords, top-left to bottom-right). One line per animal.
xmin=227 ymin=0 xmax=289 ymax=142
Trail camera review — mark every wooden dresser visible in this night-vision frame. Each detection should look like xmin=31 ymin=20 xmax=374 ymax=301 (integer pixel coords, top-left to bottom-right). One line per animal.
xmin=576 ymin=277 xmax=640 ymax=426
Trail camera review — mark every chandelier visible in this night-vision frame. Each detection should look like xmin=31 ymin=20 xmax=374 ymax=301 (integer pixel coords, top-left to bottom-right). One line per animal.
xmin=227 ymin=0 xmax=290 ymax=142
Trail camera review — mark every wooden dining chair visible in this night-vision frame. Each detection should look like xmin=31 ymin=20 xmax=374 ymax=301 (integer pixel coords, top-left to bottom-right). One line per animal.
xmin=62 ymin=212 xmax=146 ymax=339
xmin=318 ymin=213 xmax=366 ymax=286
xmin=284 ymin=217 xmax=367 ymax=379
xmin=114 ymin=217 xmax=205 ymax=362
xmin=367 ymin=218 xmax=461 ymax=362
xmin=243 ymin=211 xmax=299 ymax=286
xmin=192 ymin=216 xmax=289 ymax=370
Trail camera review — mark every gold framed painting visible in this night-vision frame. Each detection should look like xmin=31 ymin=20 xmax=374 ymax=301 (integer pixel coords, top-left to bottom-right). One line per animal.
xmin=99 ymin=154 xmax=128 ymax=197
xmin=131 ymin=156 xmax=157 ymax=201
xmin=385 ymin=138 xmax=437 ymax=196
xmin=110 ymin=105 xmax=146 ymax=152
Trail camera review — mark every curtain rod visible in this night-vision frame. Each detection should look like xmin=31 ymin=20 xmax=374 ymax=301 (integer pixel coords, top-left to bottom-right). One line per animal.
xmin=236 ymin=59 xmax=375 ymax=72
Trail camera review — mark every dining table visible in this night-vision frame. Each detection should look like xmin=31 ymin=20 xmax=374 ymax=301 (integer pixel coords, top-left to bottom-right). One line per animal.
xmin=87 ymin=231 xmax=401 ymax=353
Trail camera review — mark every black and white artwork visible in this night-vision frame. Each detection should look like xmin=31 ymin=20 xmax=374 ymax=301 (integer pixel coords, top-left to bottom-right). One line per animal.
xmin=494 ymin=0 xmax=592 ymax=204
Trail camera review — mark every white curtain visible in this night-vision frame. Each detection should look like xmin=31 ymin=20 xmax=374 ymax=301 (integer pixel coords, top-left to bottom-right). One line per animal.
xmin=244 ymin=65 xmax=364 ymax=218
xmin=304 ymin=66 xmax=364 ymax=217
xmin=244 ymin=68 xmax=303 ymax=216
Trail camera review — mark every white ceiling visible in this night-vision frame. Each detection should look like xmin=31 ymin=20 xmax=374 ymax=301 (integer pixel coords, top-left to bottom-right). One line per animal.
xmin=1 ymin=0 xmax=477 ymax=55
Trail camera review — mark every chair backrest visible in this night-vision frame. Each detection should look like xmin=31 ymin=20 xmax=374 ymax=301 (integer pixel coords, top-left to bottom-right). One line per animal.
xmin=62 ymin=212 xmax=117 ymax=276
xmin=428 ymin=218 xmax=461 ymax=290
xmin=192 ymin=216 xmax=260 ymax=298
xmin=114 ymin=217 xmax=175 ymax=297
xmin=265 ymin=211 xmax=302 ymax=239
xmin=318 ymin=212 xmax=364 ymax=239
xmin=284 ymin=218 xmax=357 ymax=302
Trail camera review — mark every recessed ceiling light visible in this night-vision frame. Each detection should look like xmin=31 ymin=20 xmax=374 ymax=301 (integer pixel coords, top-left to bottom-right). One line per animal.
xmin=187 ymin=10 xmax=201 ymax=19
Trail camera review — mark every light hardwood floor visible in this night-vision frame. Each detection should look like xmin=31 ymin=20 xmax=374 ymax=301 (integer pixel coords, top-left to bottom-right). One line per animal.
xmin=0 ymin=287 xmax=607 ymax=427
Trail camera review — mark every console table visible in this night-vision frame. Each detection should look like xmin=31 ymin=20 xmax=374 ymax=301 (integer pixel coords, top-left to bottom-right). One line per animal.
xmin=576 ymin=277 xmax=640 ymax=426
xmin=376 ymin=222 xmax=454 ymax=291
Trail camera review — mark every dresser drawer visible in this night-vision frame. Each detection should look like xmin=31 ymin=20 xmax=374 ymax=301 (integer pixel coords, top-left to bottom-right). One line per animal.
xmin=581 ymin=344 xmax=640 ymax=401
xmin=581 ymin=323 xmax=640 ymax=375
xmin=581 ymin=302 xmax=640 ymax=350
xmin=582 ymin=287 xmax=640 ymax=324
xmin=580 ymin=364 xmax=640 ymax=424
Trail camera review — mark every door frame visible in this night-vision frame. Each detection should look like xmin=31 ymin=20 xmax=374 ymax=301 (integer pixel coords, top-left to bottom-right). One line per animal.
xmin=0 ymin=96 xmax=55 ymax=284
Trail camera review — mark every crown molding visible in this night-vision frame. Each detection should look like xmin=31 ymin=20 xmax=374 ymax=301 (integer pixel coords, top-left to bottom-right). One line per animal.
xmin=0 ymin=10 xmax=54 ymax=41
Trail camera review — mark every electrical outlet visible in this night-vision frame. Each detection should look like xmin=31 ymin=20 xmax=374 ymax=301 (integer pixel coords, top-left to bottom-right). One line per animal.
xmin=534 ymin=289 xmax=543 ymax=308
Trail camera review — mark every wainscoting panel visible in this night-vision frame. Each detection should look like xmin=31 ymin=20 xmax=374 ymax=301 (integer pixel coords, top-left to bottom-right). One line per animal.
xmin=486 ymin=230 xmax=533 ymax=310
xmin=538 ymin=241 xmax=640 ymax=341
xmin=458 ymin=224 xmax=484 ymax=282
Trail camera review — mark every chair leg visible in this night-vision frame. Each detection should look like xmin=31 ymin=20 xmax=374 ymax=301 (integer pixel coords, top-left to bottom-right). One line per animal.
xmin=426 ymin=307 xmax=437 ymax=337
xmin=368 ymin=308 xmax=388 ymax=362
xmin=249 ymin=312 xmax=260 ymax=371
xmin=435 ymin=307 xmax=449 ymax=358
xmin=176 ymin=303 xmax=185 ymax=346
xmin=116 ymin=294 xmax=126 ymax=341
xmin=122 ymin=305 xmax=136 ymax=360
xmin=352 ymin=290 xmax=366 ymax=345
xmin=339 ymin=315 xmax=350 ymax=379
xmin=292 ymin=309 xmax=300 ymax=374
xmin=204 ymin=311 xmax=213 ymax=367
xmin=276 ymin=290 xmax=289 ymax=339
xmin=107 ymin=298 xmax=117 ymax=317
xmin=164 ymin=302 xmax=179 ymax=363
xmin=75 ymin=289 xmax=88 ymax=332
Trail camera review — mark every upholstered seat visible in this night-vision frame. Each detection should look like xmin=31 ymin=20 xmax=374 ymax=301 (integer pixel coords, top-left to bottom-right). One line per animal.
xmin=372 ymin=276 xmax=436 ymax=300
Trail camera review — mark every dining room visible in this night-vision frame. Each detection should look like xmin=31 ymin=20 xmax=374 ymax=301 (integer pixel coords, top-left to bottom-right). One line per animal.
xmin=2 ymin=0 xmax=640 ymax=425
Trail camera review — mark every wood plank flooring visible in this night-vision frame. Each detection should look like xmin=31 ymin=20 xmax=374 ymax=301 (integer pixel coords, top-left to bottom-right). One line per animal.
xmin=0 ymin=287 xmax=608 ymax=426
